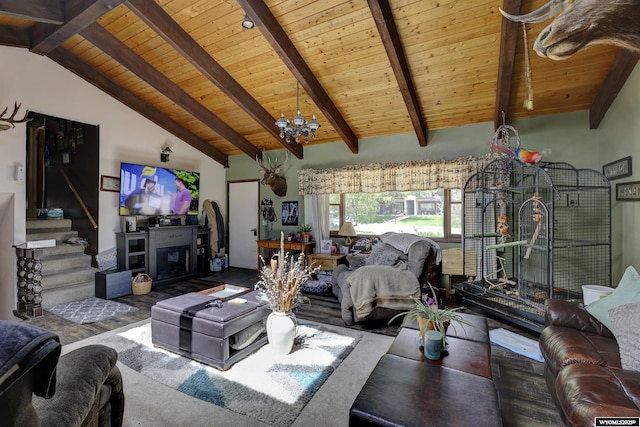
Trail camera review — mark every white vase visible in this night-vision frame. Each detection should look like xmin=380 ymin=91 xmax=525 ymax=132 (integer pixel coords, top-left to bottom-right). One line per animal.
xmin=266 ymin=311 xmax=297 ymax=355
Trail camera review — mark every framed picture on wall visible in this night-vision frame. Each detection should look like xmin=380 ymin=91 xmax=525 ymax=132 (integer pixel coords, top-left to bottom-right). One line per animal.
xmin=603 ymin=156 xmax=632 ymax=180
xmin=616 ymin=181 xmax=640 ymax=201
xmin=282 ymin=201 xmax=299 ymax=226
xmin=100 ymin=175 xmax=120 ymax=192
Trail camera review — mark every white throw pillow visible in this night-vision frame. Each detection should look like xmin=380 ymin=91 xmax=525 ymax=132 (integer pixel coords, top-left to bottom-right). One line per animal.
xmin=586 ymin=266 xmax=640 ymax=331
xmin=609 ymin=302 xmax=640 ymax=372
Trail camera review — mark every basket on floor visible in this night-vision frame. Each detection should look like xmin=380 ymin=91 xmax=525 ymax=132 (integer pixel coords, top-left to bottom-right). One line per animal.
xmin=132 ymin=273 xmax=152 ymax=295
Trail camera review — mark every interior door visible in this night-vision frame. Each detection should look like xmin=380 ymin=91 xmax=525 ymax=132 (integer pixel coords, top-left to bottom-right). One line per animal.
xmin=228 ymin=180 xmax=259 ymax=270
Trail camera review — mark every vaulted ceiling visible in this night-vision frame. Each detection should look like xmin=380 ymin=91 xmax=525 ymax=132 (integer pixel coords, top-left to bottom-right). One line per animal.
xmin=1 ymin=0 xmax=637 ymax=167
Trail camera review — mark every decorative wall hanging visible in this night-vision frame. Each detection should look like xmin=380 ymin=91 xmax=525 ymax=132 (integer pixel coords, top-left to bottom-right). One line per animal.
xmin=0 ymin=101 xmax=31 ymax=130
xmin=282 ymin=201 xmax=299 ymax=226
xmin=100 ymin=175 xmax=120 ymax=192
xmin=616 ymin=181 xmax=640 ymax=201
xmin=603 ymin=156 xmax=632 ymax=180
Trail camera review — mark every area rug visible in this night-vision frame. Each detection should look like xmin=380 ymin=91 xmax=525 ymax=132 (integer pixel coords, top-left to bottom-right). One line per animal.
xmin=46 ymin=297 xmax=138 ymax=324
xmin=101 ymin=320 xmax=361 ymax=427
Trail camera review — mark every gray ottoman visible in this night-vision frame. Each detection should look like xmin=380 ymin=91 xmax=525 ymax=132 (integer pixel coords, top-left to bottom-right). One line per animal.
xmin=151 ymin=291 xmax=270 ymax=370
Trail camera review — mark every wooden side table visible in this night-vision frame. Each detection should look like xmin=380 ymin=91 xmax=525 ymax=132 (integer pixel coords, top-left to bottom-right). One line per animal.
xmin=441 ymin=248 xmax=476 ymax=300
xmin=256 ymin=240 xmax=315 ymax=271
xmin=307 ymin=253 xmax=346 ymax=271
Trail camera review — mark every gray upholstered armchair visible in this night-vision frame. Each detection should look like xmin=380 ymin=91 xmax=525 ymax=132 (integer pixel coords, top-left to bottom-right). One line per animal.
xmin=332 ymin=232 xmax=440 ymax=325
xmin=0 ymin=321 xmax=124 ymax=427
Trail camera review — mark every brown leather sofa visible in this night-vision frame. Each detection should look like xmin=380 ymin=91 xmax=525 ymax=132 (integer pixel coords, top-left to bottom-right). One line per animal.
xmin=539 ymin=299 xmax=640 ymax=426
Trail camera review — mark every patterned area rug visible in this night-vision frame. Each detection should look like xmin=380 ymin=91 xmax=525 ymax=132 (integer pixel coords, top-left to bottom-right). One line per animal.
xmin=46 ymin=297 xmax=138 ymax=324
xmin=101 ymin=320 xmax=361 ymax=426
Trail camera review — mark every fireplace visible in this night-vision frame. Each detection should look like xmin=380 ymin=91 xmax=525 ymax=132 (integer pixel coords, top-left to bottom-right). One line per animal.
xmin=148 ymin=226 xmax=198 ymax=286
xmin=156 ymin=245 xmax=190 ymax=281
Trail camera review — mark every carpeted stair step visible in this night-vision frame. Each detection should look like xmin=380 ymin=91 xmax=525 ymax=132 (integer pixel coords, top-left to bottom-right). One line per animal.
xmin=41 ymin=280 xmax=96 ymax=309
xmin=37 ymin=243 xmax=87 ymax=257
xmin=26 ymin=229 xmax=78 ymax=242
xmin=23 ymin=219 xmax=97 ymax=309
xmin=41 ymin=267 xmax=97 ymax=290
xmin=41 ymin=253 xmax=93 ymax=273
xmin=26 ymin=218 xmax=72 ymax=232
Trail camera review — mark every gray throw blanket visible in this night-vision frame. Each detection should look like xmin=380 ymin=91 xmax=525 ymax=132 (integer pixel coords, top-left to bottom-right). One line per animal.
xmin=380 ymin=232 xmax=442 ymax=265
xmin=0 ymin=321 xmax=61 ymax=398
xmin=348 ymin=262 xmax=420 ymax=321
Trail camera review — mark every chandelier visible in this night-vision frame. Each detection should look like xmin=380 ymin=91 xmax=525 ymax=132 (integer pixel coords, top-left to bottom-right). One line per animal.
xmin=275 ymin=82 xmax=321 ymax=144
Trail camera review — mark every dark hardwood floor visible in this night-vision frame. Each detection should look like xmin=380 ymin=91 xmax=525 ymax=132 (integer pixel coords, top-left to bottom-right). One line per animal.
xmin=20 ymin=268 xmax=563 ymax=427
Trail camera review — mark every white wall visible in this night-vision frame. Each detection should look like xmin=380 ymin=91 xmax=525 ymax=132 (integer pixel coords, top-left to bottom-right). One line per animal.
xmin=228 ymin=110 xmax=601 ymax=242
xmin=0 ymin=46 xmax=227 ymax=320
xmin=597 ymin=62 xmax=640 ymax=282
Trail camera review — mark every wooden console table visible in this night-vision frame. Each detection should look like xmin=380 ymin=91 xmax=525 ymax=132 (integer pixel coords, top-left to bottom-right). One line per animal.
xmin=256 ymin=240 xmax=315 ymax=271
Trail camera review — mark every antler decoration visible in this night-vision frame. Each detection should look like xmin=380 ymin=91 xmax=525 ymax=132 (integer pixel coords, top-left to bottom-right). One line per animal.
xmin=255 ymin=151 xmax=289 ymax=197
xmin=499 ymin=0 xmax=569 ymax=23
xmin=0 ymin=102 xmax=32 ymax=131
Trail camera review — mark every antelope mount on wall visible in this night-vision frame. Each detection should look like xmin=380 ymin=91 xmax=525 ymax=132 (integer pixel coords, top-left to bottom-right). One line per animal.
xmin=501 ymin=0 xmax=640 ymax=60
xmin=0 ymin=102 xmax=31 ymax=130
xmin=256 ymin=152 xmax=288 ymax=197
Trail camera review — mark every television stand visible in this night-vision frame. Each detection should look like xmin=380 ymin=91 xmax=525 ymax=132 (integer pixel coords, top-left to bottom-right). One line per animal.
xmin=116 ymin=225 xmax=201 ymax=288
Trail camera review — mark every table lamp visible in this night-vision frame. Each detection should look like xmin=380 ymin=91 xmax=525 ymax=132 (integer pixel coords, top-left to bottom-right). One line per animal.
xmin=338 ymin=221 xmax=357 ymax=247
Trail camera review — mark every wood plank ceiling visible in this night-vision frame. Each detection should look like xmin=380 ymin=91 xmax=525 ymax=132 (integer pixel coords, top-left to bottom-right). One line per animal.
xmin=0 ymin=0 xmax=635 ymax=167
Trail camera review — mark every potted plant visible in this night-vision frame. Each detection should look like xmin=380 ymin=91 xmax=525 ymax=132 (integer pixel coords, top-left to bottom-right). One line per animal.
xmin=298 ymin=223 xmax=312 ymax=243
xmin=389 ymin=283 xmax=482 ymax=348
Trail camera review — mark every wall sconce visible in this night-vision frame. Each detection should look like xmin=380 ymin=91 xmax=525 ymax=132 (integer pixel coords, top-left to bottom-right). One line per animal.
xmin=160 ymin=146 xmax=172 ymax=163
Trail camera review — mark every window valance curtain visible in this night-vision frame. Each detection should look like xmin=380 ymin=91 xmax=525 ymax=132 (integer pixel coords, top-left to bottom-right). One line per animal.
xmin=297 ymin=154 xmax=496 ymax=195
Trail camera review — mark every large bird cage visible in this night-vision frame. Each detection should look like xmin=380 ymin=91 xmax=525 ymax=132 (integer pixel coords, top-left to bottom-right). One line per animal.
xmin=456 ymin=157 xmax=611 ymax=331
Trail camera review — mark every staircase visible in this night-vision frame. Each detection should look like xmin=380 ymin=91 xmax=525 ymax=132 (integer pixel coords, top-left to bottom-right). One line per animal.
xmin=26 ymin=219 xmax=96 ymax=308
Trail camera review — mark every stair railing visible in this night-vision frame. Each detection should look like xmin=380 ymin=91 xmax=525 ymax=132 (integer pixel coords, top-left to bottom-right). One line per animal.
xmin=59 ymin=167 xmax=98 ymax=229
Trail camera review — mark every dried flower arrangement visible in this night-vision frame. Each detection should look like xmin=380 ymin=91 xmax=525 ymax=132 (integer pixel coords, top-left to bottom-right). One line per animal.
xmin=255 ymin=232 xmax=314 ymax=312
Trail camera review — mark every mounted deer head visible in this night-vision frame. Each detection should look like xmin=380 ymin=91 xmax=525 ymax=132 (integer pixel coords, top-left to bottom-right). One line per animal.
xmin=256 ymin=151 xmax=288 ymax=197
xmin=0 ymin=102 xmax=31 ymax=130
xmin=500 ymin=0 xmax=640 ymax=60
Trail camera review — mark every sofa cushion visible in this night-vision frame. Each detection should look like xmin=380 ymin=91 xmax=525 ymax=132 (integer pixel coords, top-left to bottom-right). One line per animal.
xmin=609 ymin=302 xmax=640 ymax=372
xmin=586 ymin=265 xmax=640 ymax=332
xmin=539 ymin=325 xmax=621 ymax=378
xmin=555 ymin=363 xmax=640 ymax=426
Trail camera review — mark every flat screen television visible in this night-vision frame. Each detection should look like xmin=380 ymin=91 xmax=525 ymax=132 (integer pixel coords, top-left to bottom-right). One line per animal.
xmin=119 ymin=162 xmax=200 ymax=216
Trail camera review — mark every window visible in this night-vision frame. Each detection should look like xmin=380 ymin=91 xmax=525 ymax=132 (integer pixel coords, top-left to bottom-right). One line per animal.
xmin=330 ymin=189 xmax=462 ymax=241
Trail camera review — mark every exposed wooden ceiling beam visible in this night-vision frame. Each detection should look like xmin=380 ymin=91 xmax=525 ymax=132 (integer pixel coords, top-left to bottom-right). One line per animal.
xmin=0 ymin=0 xmax=64 ymax=24
xmin=494 ymin=0 xmax=521 ymax=130
xmin=124 ymin=0 xmax=303 ymax=159
xmin=80 ymin=23 xmax=262 ymax=160
xmin=237 ymin=0 xmax=359 ymax=154
xmin=590 ymin=49 xmax=640 ymax=129
xmin=47 ymin=47 xmax=229 ymax=167
xmin=368 ymin=0 xmax=428 ymax=147
xmin=30 ymin=0 xmax=124 ymax=55
xmin=0 ymin=25 xmax=30 ymax=47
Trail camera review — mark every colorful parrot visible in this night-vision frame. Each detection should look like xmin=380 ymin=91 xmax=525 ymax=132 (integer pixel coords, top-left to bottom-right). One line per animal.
xmin=490 ymin=143 xmax=543 ymax=165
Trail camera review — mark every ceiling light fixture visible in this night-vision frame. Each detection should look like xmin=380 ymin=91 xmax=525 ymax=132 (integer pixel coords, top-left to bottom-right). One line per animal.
xmin=275 ymin=82 xmax=321 ymax=144
xmin=241 ymin=14 xmax=254 ymax=30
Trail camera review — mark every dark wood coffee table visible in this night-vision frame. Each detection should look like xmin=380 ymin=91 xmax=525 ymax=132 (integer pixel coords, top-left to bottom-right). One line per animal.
xmin=350 ymin=313 xmax=501 ymax=426
xmin=387 ymin=327 xmax=492 ymax=379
